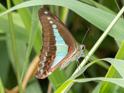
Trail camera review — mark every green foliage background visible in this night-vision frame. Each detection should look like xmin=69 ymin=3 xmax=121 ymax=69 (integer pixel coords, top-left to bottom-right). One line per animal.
xmin=0 ymin=0 xmax=124 ymax=93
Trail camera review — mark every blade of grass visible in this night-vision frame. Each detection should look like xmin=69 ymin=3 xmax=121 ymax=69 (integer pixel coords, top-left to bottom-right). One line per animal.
xmin=92 ymin=83 xmax=101 ymax=93
xmin=26 ymin=79 xmax=43 ymax=93
xmin=6 ymin=0 xmax=20 ymax=82
xmin=6 ymin=0 xmax=23 ymax=92
xmin=48 ymin=69 xmax=69 ymax=88
xmin=0 ymin=14 xmax=28 ymax=42
xmin=55 ymin=79 xmax=74 ymax=93
xmin=101 ymin=58 xmax=124 ymax=78
xmin=0 ymin=0 xmax=124 ymax=92
xmin=100 ymin=41 xmax=124 ymax=93
xmin=0 ymin=41 xmax=14 ymax=88
xmin=20 ymin=7 xmax=39 ymax=83
xmin=56 ymin=58 xmax=124 ymax=93
xmin=55 ymin=77 xmax=124 ymax=93
xmin=74 ymin=78 xmax=124 ymax=88
xmin=72 ymin=6 xmax=124 ymax=78
xmin=0 ymin=79 xmax=4 ymax=93
xmin=80 ymin=0 xmax=115 ymax=14
xmin=12 ymin=0 xmax=31 ymax=31
xmin=1 ymin=0 xmax=124 ymax=43
xmin=60 ymin=8 xmax=69 ymax=23
xmin=0 ymin=3 xmax=6 ymax=12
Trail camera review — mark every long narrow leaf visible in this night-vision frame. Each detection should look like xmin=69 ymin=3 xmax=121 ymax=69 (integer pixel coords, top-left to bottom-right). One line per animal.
xmin=0 ymin=79 xmax=4 ymax=93
xmin=0 ymin=0 xmax=124 ymax=43
xmin=100 ymin=41 xmax=124 ymax=93
xmin=74 ymin=78 xmax=124 ymax=88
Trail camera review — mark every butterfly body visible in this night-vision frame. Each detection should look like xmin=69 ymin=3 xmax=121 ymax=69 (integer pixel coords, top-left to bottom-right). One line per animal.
xmin=35 ymin=8 xmax=84 ymax=79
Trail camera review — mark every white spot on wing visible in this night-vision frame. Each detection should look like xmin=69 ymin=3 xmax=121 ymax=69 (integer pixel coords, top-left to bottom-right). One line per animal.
xmin=40 ymin=57 xmax=46 ymax=63
xmin=45 ymin=52 xmax=48 ymax=56
xmin=52 ymin=24 xmax=57 ymax=28
xmin=40 ymin=62 xmax=45 ymax=69
xmin=47 ymin=17 xmax=51 ymax=20
xmin=49 ymin=21 xmax=53 ymax=24
xmin=39 ymin=68 xmax=44 ymax=74
xmin=44 ymin=11 xmax=48 ymax=14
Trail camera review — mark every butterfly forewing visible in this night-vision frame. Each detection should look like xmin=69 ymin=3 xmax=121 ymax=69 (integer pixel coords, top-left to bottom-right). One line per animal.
xmin=35 ymin=8 xmax=79 ymax=79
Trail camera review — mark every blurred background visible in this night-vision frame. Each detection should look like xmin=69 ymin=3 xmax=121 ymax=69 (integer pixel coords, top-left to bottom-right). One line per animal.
xmin=0 ymin=0 xmax=122 ymax=93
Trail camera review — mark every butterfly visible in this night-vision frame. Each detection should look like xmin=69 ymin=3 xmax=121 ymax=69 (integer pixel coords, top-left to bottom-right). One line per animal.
xmin=35 ymin=8 xmax=84 ymax=79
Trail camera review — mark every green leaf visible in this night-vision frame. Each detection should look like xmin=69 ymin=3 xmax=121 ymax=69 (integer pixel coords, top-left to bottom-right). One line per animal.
xmin=0 ymin=0 xmax=124 ymax=44
xmin=7 ymin=0 xmax=21 ymax=80
xmin=48 ymin=69 xmax=68 ymax=89
xmin=26 ymin=79 xmax=42 ymax=93
xmin=20 ymin=6 xmax=40 ymax=83
xmin=100 ymin=0 xmax=118 ymax=12
xmin=92 ymin=83 xmax=101 ymax=93
xmin=100 ymin=41 xmax=124 ymax=93
xmin=55 ymin=79 xmax=74 ymax=93
xmin=0 ymin=3 xmax=6 ymax=12
xmin=80 ymin=0 xmax=115 ymax=14
xmin=102 ymin=58 xmax=124 ymax=78
xmin=74 ymin=78 xmax=124 ymax=88
xmin=0 ymin=41 xmax=13 ymax=88
xmin=1 ymin=0 xmax=124 ymax=92
xmin=56 ymin=77 xmax=124 ymax=93
xmin=0 ymin=79 xmax=4 ymax=93
xmin=0 ymin=12 xmax=29 ymax=89
xmin=12 ymin=0 xmax=31 ymax=31
xmin=56 ymin=58 xmax=124 ymax=93
xmin=0 ymin=14 xmax=28 ymax=40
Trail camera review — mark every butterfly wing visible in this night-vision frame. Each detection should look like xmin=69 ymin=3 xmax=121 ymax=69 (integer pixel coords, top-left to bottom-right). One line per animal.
xmin=35 ymin=8 xmax=79 ymax=79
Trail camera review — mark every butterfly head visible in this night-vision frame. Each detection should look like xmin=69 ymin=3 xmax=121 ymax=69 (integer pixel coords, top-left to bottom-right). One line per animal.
xmin=76 ymin=44 xmax=85 ymax=62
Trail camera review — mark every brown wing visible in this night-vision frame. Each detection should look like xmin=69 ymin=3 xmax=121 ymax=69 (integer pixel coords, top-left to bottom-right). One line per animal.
xmin=35 ymin=9 xmax=56 ymax=79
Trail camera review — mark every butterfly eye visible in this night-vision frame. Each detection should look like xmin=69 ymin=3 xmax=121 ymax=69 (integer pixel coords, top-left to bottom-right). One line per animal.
xmin=80 ymin=45 xmax=85 ymax=50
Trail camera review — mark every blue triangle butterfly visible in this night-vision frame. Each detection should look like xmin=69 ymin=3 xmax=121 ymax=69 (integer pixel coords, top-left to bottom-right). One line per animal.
xmin=35 ymin=8 xmax=84 ymax=79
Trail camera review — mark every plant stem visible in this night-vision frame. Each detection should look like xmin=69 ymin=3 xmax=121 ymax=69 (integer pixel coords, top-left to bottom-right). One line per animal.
xmin=7 ymin=0 xmax=22 ymax=92
xmin=72 ymin=6 xmax=124 ymax=77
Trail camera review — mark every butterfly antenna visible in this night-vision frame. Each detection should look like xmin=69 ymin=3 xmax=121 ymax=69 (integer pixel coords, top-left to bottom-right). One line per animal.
xmin=81 ymin=27 xmax=90 ymax=44
xmin=76 ymin=28 xmax=90 ymax=68
xmin=75 ymin=28 xmax=90 ymax=78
